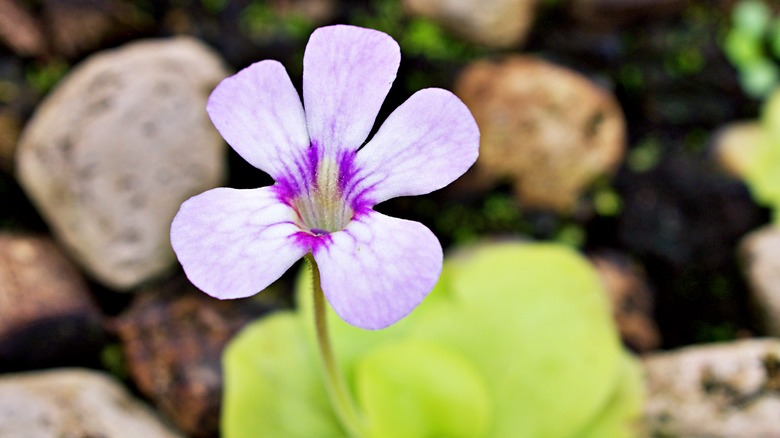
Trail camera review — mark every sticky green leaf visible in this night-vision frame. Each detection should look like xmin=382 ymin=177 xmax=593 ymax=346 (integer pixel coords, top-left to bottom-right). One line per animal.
xmin=222 ymin=313 xmax=345 ymax=438
xmin=574 ymin=354 xmax=646 ymax=438
xmin=412 ymin=243 xmax=624 ymax=437
xmin=744 ymin=89 xmax=780 ymax=219
xmin=356 ymin=340 xmax=491 ymax=438
xmin=224 ymin=242 xmax=641 ymax=438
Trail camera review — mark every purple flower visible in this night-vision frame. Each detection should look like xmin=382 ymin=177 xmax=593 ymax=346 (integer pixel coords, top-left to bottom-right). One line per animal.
xmin=170 ymin=25 xmax=479 ymax=329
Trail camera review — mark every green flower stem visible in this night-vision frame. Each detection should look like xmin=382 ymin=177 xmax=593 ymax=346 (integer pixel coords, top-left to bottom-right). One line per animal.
xmin=306 ymin=254 xmax=365 ymax=438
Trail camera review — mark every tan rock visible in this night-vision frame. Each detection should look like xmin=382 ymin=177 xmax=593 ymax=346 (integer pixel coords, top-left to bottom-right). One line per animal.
xmin=643 ymin=339 xmax=780 ymax=437
xmin=0 ymin=233 xmax=103 ymax=370
xmin=455 ymin=56 xmax=626 ymax=212
xmin=0 ymin=368 xmax=183 ymax=437
xmin=403 ymin=0 xmax=539 ymax=48
xmin=739 ymin=225 xmax=780 ymax=336
xmin=16 ymin=37 xmax=229 ymax=290
xmin=713 ymin=120 xmax=764 ymax=179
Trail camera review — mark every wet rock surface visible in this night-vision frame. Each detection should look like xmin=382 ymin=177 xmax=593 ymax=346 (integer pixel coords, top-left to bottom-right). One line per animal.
xmin=643 ymin=339 xmax=780 ymax=437
xmin=739 ymin=225 xmax=780 ymax=337
xmin=402 ymin=0 xmax=539 ymax=48
xmin=0 ymin=368 xmax=183 ymax=437
xmin=0 ymin=233 xmax=103 ymax=371
xmin=16 ymin=37 xmax=229 ymax=290
xmin=113 ymin=277 xmax=275 ymax=437
xmin=455 ymin=55 xmax=625 ymax=213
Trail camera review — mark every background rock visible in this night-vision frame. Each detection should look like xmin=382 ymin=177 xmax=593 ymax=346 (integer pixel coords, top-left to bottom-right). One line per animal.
xmin=740 ymin=225 xmax=780 ymax=336
xmin=643 ymin=339 xmax=780 ymax=437
xmin=41 ymin=0 xmax=152 ymax=59
xmin=113 ymin=277 xmax=275 ymax=437
xmin=0 ymin=0 xmax=46 ymax=58
xmin=591 ymin=251 xmax=661 ymax=352
xmin=713 ymin=120 xmax=763 ymax=179
xmin=568 ymin=0 xmax=691 ymax=27
xmin=16 ymin=37 xmax=229 ymax=290
xmin=455 ymin=56 xmax=626 ymax=213
xmin=0 ymin=109 xmax=21 ymax=174
xmin=0 ymin=368 xmax=183 ymax=437
xmin=402 ymin=0 xmax=539 ymax=48
xmin=0 ymin=233 xmax=104 ymax=371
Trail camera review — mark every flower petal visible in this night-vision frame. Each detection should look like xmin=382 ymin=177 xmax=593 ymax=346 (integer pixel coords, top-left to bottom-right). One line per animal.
xmin=303 ymin=25 xmax=400 ymax=153
xmin=171 ymin=187 xmax=307 ymax=299
xmin=313 ymin=211 xmax=443 ymax=329
xmin=207 ymin=60 xmax=310 ymax=182
xmin=349 ymin=88 xmax=479 ymax=205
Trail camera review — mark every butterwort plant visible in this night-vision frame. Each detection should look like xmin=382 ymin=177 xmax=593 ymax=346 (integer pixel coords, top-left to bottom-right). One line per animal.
xmin=170 ymin=24 xmax=479 ymax=436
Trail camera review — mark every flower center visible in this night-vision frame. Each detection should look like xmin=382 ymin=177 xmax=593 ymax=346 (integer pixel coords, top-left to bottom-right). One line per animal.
xmin=293 ymin=157 xmax=353 ymax=234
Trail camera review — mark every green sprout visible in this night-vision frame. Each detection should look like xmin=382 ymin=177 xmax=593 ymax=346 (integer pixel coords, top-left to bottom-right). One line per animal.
xmin=723 ymin=0 xmax=780 ymax=98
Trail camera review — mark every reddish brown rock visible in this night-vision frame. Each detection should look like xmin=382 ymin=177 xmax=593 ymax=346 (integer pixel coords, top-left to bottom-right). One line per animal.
xmin=0 ymin=110 xmax=22 ymax=174
xmin=0 ymin=233 xmax=103 ymax=370
xmin=41 ymin=0 xmax=152 ymax=59
xmin=0 ymin=0 xmax=46 ymax=57
xmin=568 ymin=0 xmax=691 ymax=27
xmin=455 ymin=56 xmax=626 ymax=213
xmin=739 ymin=225 xmax=780 ymax=337
xmin=113 ymin=278 xmax=276 ymax=437
xmin=591 ymin=252 xmax=661 ymax=352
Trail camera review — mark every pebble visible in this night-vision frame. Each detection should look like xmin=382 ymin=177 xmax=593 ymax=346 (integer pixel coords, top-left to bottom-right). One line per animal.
xmin=16 ymin=37 xmax=229 ymax=290
xmin=0 ymin=233 xmax=103 ymax=371
xmin=0 ymin=368 xmax=183 ymax=437
xmin=113 ymin=277 xmax=275 ymax=437
xmin=739 ymin=225 xmax=780 ymax=337
xmin=643 ymin=338 xmax=780 ymax=437
xmin=591 ymin=252 xmax=661 ymax=352
xmin=402 ymin=0 xmax=539 ymax=48
xmin=455 ymin=55 xmax=625 ymax=213
xmin=713 ymin=120 xmax=763 ymax=179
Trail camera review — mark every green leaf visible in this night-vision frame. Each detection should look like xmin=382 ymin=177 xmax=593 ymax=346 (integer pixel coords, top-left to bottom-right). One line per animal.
xmin=356 ymin=340 xmax=492 ymax=438
xmin=222 ymin=313 xmax=345 ymax=438
xmin=574 ymin=354 xmax=646 ymax=438
xmin=745 ymin=88 xmax=780 ymax=218
xmin=411 ymin=243 xmax=625 ymax=437
xmin=225 ymin=242 xmax=639 ymax=438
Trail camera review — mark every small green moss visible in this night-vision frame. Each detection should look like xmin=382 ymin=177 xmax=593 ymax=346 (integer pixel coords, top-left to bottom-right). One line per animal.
xmin=26 ymin=59 xmax=69 ymax=95
xmin=627 ymin=137 xmax=663 ymax=173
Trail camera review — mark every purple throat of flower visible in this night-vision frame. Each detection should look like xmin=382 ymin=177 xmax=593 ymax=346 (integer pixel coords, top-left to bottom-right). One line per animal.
xmin=274 ymin=141 xmax=373 ymax=249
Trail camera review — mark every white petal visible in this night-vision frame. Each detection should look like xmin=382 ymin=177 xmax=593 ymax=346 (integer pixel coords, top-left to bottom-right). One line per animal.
xmin=303 ymin=25 xmax=400 ymax=154
xmin=349 ymin=88 xmax=479 ymax=205
xmin=313 ymin=211 xmax=442 ymax=329
xmin=171 ymin=187 xmax=307 ymax=299
xmin=207 ymin=61 xmax=311 ymax=182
